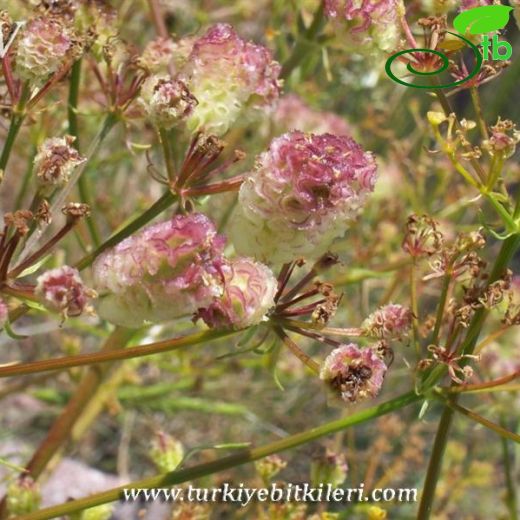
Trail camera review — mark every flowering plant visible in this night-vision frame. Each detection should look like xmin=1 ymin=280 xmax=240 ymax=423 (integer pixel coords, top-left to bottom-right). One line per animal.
xmin=0 ymin=1 xmax=518 ymax=519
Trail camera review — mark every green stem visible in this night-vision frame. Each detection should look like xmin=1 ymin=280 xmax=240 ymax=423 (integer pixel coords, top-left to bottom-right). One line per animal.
xmin=0 ymin=328 xmax=238 ymax=378
xmin=14 ymin=391 xmax=420 ymax=520
xmin=417 ymin=405 xmax=455 ymax=520
xmin=469 ymin=87 xmax=488 ymax=142
xmin=74 ymin=190 xmax=176 ymax=271
xmin=159 ymin=128 xmax=176 ymax=184
xmin=281 ymin=1 xmax=325 ymax=79
xmin=68 ymin=59 xmax=102 ymax=247
xmin=431 ymin=274 xmax=450 ymax=346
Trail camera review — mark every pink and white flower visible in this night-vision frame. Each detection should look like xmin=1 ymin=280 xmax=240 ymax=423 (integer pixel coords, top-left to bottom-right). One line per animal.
xmin=196 ymin=257 xmax=277 ymax=329
xmin=230 ymin=131 xmax=377 ymax=264
xmin=92 ymin=213 xmax=227 ymax=327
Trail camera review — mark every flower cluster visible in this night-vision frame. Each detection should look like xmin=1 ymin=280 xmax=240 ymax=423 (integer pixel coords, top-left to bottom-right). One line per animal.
xmin=15 ymin=17 xmax=76 ymax=83
xmin=93 ymin=213 xmax=227 ymax=328
xmin=35 ymin=266 xmax=96 ymax=318
xmin=325 ymin=0 xmax=401 ymax=52
xmin=196 ymin=257 xmax=277 ymax=330
xmin=362 ymin=304 xmax=413 ymax=339
xmin=230 ymin=131 xmax=377 ymax=264
xmin=181 ymin=23 xmax=282 ymax=136
xmin=33 ymin=136 xmax=85 ymax=189
xmin=320 ymin=343 xmax=387 ymax=403
xmin=139 ymin=75 xmax=197 ymax=130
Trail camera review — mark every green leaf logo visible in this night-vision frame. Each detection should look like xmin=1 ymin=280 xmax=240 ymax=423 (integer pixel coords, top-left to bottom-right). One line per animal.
xmin=453 ymin=5 xmax=513 ymax=35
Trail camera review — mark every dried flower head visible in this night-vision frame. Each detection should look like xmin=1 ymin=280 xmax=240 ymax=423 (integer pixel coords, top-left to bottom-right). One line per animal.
xmin=230 ymin=131 xmax=377 ymax=264
xmin=483 ymin=118 xmax=520 ymax=159
xmin=92 ymin=213 xmax=227 ymax=328
xmin=15 ymin=17 xmax=75 ymax=83
xmin=0 ymin=298 xmax=8 ymax=328
xmin=35 ymin=266 xmax=96 ymax=318
xmin=139 ymin=75 xmax=197 ymax=129
xmin=325 ymin=0 xmax=401 ymax=52
xmin=34 ymin=136 xmax=85 ymax=188
xmin=402 ymin=214 xmax=443 ymax=257
xmin=320 ymin=343 xmax=387 ymax=403
xmin=182 ymin=23 xmax=282 ymax=136
xmin=196 ymin=257 xmax=277 ymax=330
xmin=273 ymin=94 xmax=351 ymax=135
xmin=362 ymin=304 xmax=413 ymax=339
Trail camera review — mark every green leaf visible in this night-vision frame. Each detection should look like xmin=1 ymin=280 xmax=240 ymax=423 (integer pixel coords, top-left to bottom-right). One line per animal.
xmin=453 ymin=5 xmax=513 ymax=35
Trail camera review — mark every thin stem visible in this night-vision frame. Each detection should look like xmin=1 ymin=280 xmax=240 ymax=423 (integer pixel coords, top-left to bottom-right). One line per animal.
xmin=147 ymin=0 xmax=169 ymax=38
xmin=431 ymin=274 xmax=450 ymax=346
xmin=0 ymin=328 xmax=238 ymax=378
xmin=0 ymin=327 xmax=136 ymax=519
xmin=74 ymin=190 xmax=176 ymax=271
xmin=469 ymin=87 xmax=489 ymax=141
xmin=443 ymin=399 xmax=520 ymax=443
xmin=500 ymin=415 xmax=518 ymax=520
xmin=445 ymin=370 xmax=520 ymax=394
xmin=272 ymin=325 xmax=320 ymax=374
xmin=159 ymin=128 xmax=176 ymax=184
xmin=410 ymin=259 xmax=420 ymax=357
xmin=14 ymin=391 xmax=420 ymax=520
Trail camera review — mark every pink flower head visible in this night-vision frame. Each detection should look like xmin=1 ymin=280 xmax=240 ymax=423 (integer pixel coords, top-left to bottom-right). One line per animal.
xmin=325 ymin=0 xmax=400 ymax=52
xmin=320 ymin=343 xmax=387 ymax=403
xmin=273 ymin=95 xmax=351 ymax=135
xmin=182 ymin=23 xmax=282 ymax=136
xmin=196 ymin=257 xmax=277 ymax=330
xmin=93 ymin=213 xmax=227 ymax=327
xmin=139 ymin=75 xmax=197 ymax=129
xmin=231 ymin=131 xmax=377 ymax=264
xmin=362 ymin=303 xmax=413 ymax=339
xmin=36 ymin=266 xmax=95 ymax=318
xmin=0 ymin=298 xmax=8 ymax=328
xmin=15 ymin=17 xmax=74 ymax=83
xmin=139 ymin=37 xmax=177 ymax=73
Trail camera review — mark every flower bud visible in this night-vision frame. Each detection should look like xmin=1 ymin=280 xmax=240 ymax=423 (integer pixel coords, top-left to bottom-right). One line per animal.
xmin=139 ymin=75 xmax=197 ymax=129
xmin=255 ymin=455 xmax=287 ymax=483
xmin=230 ymin=131 xmax=377 ymax=264
xmin=34 ymin=136 xmax=85 ymax=189
xmin=6 ymin=477 xmax=41 ymax=516
xmin=320 ymin=343 xmax=387 ymax=404
xmin=0 ymin=298 xmax=8 ymax=328
xmin=15 ymin=17 xmax=74 ymax=83
xmin=183 ymin=23 xmax=281 ymax=136
xmin=149 ymin=432 xmax=184 ymax=473
xmin=361 ymin=304 xmax=413 ymax=339
xmin=196 ymin=257 xmax=277 ymax=330
xmin=92 ymin=213 xmax=227 ymax=328
xmin=310 ymin=448 xmax=348 ymax=487
xmin=35 ymin=266 xmax=96 ymax=318
xmin=325 ymin=0 xmax=401 ymax=52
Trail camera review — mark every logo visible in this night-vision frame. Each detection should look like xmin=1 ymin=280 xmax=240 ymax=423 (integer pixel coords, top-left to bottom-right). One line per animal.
xmin=385 ymin=5 xmax=514 ymax=89
xmin=0 ymin=21 xmax=26 ymax=59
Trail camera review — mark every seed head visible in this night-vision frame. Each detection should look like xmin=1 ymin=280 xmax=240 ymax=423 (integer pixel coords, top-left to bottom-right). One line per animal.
xmin=362 ymin=304 xmax=413 ymax=339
